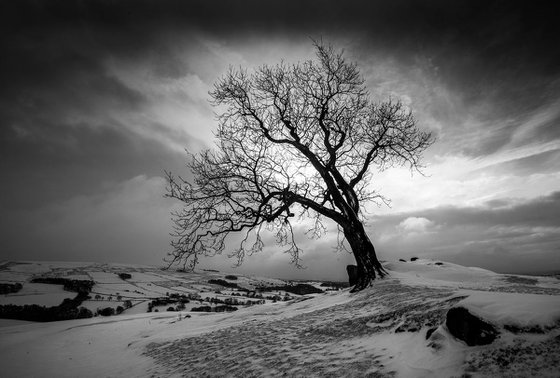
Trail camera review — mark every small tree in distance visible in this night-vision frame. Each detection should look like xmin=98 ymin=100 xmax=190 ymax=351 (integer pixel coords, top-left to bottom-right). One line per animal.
xmin=166 ymin=42 xmax=434 ymax=292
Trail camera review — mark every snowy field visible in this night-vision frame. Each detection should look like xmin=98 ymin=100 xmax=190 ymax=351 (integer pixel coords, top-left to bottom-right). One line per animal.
xmin=0 ymin=260 xmax=559 ymax=377
xmin=0 ymin=283 xmax=74 ymax=306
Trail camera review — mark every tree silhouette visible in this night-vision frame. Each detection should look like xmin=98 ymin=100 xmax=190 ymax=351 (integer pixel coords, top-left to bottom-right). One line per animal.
xmin=166 ymin=42 xmax=433 ymax=291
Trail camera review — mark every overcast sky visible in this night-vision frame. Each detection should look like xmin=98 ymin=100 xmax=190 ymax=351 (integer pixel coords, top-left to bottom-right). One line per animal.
xmin=1 ymin=0 xmax=559 ymax=280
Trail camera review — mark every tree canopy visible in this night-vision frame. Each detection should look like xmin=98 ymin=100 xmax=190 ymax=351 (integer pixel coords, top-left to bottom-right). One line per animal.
xmin=166 ymin=42 xmax=433 ymax=290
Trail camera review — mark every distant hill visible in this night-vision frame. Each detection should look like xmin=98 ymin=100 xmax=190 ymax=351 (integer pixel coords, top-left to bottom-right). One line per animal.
xmin=0 ymin=261 xmax=334 ymax=322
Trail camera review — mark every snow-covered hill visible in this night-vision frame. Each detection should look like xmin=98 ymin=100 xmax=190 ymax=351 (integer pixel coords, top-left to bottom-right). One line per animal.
xmin=0 ymin=260 xmax=559 ymax=377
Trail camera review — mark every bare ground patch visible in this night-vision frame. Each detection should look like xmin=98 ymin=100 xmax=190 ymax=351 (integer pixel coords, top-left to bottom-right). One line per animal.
xmin=463 ymin=334 xmax=560 ymax=377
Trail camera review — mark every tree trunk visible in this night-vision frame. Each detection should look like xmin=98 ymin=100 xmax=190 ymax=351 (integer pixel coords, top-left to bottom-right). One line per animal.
xmin=344 ymin=224 xmax=387 ymax=292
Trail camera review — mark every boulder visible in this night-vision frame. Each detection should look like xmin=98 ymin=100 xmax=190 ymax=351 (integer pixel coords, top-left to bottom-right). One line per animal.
xmin=446 ymin=307 xmax=498 ymax=346
xmin=346 ymin=265 xmax=358 ymax=286
xmin=425 ymin=327 xmax=437 ymax=340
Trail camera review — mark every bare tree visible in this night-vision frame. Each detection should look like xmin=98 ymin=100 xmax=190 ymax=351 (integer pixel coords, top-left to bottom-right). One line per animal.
xmin=166 ymin=42 xmax=434 ymax=291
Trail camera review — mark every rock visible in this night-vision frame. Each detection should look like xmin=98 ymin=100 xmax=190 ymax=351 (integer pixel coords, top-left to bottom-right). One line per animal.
xmin=346 ymin=265 xmax=358 ymax=286
xmin=446 ymin=307 xmax=499 ymax=346
xmin=410 ymin=257 xmax=419 ymax=261
xmin=426 ymin=327 xmax=437 ymax=340
xmin=398 ymin=259 xmax=407 ymax=262
xmin=503 ymin=324 xmax=545 ymax=334
xmin=395 ymin=325 xmax=418 ymax=333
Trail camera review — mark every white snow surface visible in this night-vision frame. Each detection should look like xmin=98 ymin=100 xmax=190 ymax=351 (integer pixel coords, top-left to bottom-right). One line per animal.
xmin=0 ymin=283 xmax=73 ymax=306
xmin=0 ymin=260 xmax=559 ymax=377
xmin=457 ymin=290 xmax=560 ymax=328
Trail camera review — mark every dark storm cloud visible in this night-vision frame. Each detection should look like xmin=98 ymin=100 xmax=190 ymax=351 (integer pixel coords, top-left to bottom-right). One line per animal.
xmin=373 ymin=191 xmax=560 ymax=235
xmin=0 ymin=39 xmax=189 ymax=210
xmin=2 ymin=0 xmax=558 ymax=156
xmin=0 ymin=175 xmax=177 ymax=265
xmin=0 ymin=122 xmax=186 ymax=211
xmin=0 ymin=0 xmax=201 ymax=213
xmin=370 ymin=192 xmax=560 ymax=273
xmin=3 ymin=0 xmax=557 ymax=63
xmin=417 ymin=191 xmax=560 ymax=229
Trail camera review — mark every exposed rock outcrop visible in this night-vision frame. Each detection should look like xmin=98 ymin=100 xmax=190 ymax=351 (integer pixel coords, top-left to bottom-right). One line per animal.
xmin=446 ymin=306 xmax=499 ymax=346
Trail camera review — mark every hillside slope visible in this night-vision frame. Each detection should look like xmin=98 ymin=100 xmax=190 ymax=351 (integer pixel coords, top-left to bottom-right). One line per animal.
xmin=0 ymin=260 xmax=559 ymax=377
